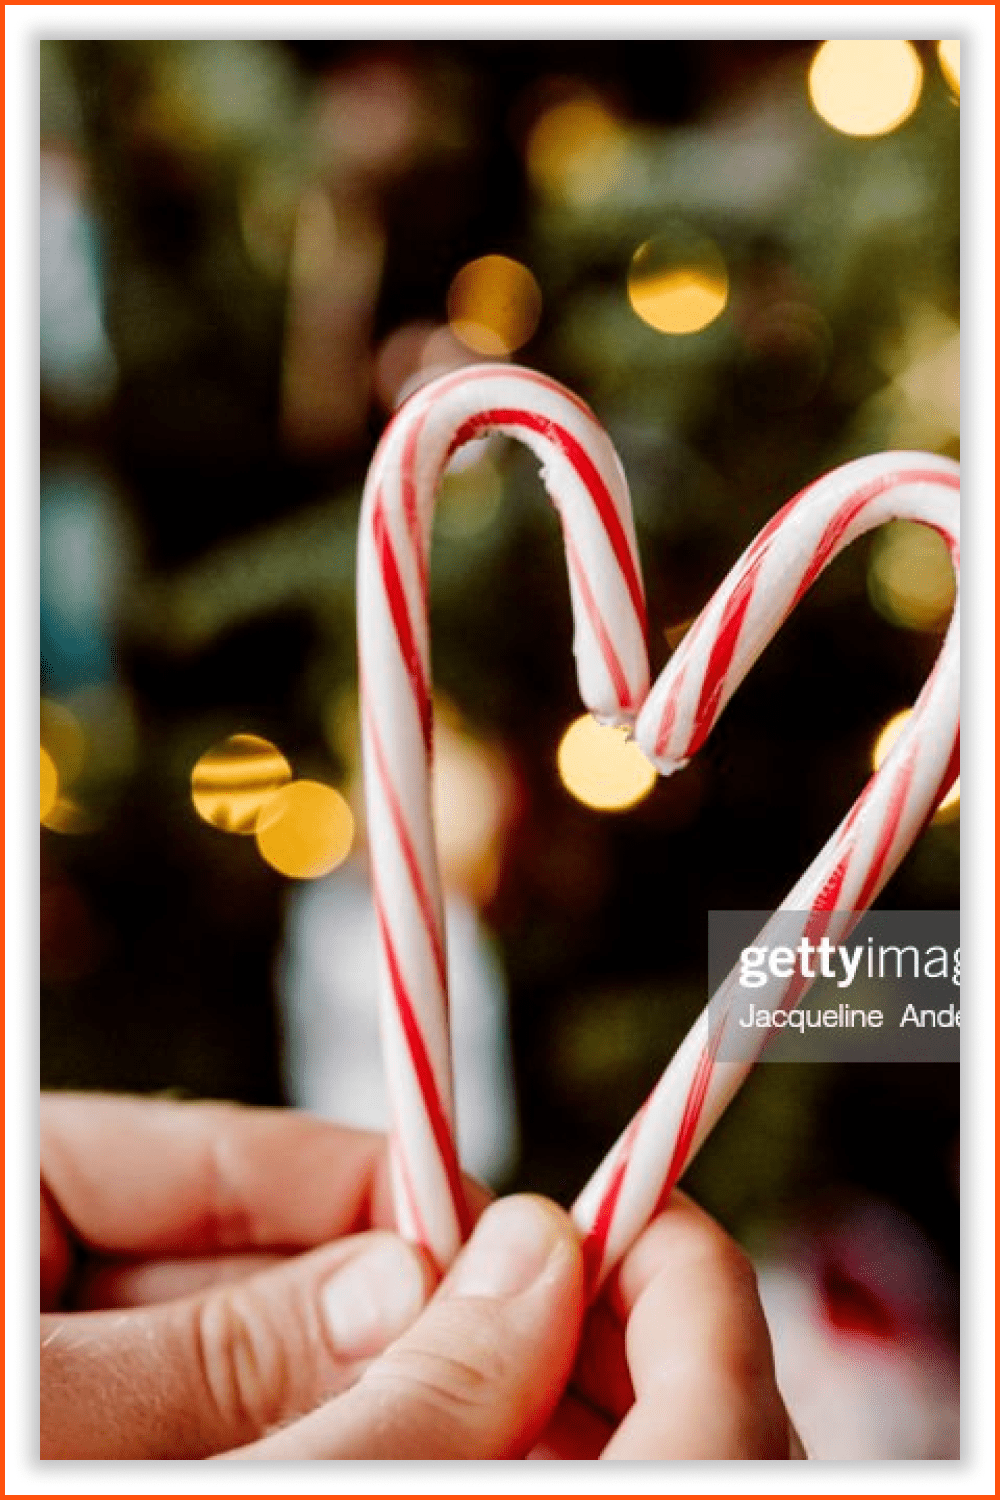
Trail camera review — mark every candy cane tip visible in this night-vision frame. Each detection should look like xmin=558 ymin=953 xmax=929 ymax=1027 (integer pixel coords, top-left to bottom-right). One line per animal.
xmin=592 ymin=709 xmax=638 ymax=732
xmin=650 ymin=751 xmax=690 ymax=778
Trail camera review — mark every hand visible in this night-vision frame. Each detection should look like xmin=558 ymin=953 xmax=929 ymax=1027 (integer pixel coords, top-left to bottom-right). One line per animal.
xmin=41 ymin=1093 xmax=798 ymax=1458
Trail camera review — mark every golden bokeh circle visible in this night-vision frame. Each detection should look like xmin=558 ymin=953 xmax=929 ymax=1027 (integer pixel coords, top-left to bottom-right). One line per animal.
xmin=255 ymin=779 xmax=355 ymax=878
xmin=40 ymin=747 xmax=59 ymax=821
xmin=446 ymin=254 xmax=543 ymax=356
xmin=191 ymin=733 xmax=292 ymax=834
xmin=808 ymin=40 xmax=923 ymax=138
xmin=627 ymin=234 xmax=728 ymax=335
xmin=557 ymin=714 xmax=657 ymax=812
xmin=868 ymin=521 xmax=956 ymax=632
xmin=40 ymin=698 xmax=87 ymax=788
xmin=937 ymin=40 xmax=960 ymax=97
xmin=525 ymin=95 xmax=624 ymax=204
xmin=871 ymin=709 xmax=959 ymax=821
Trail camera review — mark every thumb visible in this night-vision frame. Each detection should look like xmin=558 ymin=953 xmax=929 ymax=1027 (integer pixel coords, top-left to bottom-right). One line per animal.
xmin=41 ymin=1231 xmax=433 ymax=1458
xmin=225 ymin=1195 xmax=586 ymax=1460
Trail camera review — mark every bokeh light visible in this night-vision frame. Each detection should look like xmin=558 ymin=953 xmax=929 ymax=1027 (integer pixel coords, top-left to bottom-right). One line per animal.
xmin=431 ymin=702 xmax=515 ymax=904
xmin=436 ymin=448 xmax=505 ymax=538
xmin=41 ymin=747 xmax=59 ymax=820
xmin=557 ymin=715 xmax=657 ymax=812
xmin=872 ymin=709 xmax=959 ymax=821
xmin=525 ymin=92 xmax=626 ymax=204
xmin=937 ymin=41 xmax=960 ymax=97
xmin=808 ymin=41 xmax=923 ymax=138
xmin=40 ymin=698 xmax=87 ymax=789
xmin=191 ymin=733 xmax=292 ymax=834
xmin=628 ymin=232 xmax=728 ymax=335
xmin=255 ymin=779 xmax=355 ymax=878
xmin=41 ymin=794 xmax=101 ymax=835
xmin=446 ymin=254 xmax=543 ymax=356
xmin=374 ymin=321 xmax=480 ymax=410
xmin=868 ymin=522 xmax=956 ymax=632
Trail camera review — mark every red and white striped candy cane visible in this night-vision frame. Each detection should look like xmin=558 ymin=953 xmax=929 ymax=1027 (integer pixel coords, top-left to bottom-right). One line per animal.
xmin=572 ymin=451 xmax=960 ymax=1288
xmin=357 ymin=364 xmax=650 ymax=1270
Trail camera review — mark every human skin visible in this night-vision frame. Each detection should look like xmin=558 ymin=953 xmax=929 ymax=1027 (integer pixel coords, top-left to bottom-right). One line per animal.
xmin=40 ymin=1093 xmax=798 ymax=1459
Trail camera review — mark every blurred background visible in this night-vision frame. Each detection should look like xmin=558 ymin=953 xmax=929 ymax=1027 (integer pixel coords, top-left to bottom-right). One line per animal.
xmin=39 ymin=38 xmax=960 ymax=1456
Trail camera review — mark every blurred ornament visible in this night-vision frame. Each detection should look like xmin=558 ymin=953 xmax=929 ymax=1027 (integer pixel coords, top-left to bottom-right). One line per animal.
xmin=808 ymin=41 xmax=923 ymax=138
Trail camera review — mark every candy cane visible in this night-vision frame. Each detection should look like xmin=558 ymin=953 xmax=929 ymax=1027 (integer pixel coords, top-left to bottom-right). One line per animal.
xmin=357 ymin=364 xmax=650 ymax=1270
xmin=572 ymin=450 xmax=960 ymax=1288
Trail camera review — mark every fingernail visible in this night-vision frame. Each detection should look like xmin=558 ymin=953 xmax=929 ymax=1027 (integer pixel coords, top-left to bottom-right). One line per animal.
xmin=447 ymin=1196 xmax=568 ymax=1301
xmin=320 ymin=1237 xmax=427 ymax=1360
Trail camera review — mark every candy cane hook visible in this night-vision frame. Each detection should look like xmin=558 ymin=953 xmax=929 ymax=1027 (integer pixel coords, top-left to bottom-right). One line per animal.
xmin=357 ymin=364 xmax=650 ymax=1270
xmin=573 ymin=451 xmax=960 ymax=1288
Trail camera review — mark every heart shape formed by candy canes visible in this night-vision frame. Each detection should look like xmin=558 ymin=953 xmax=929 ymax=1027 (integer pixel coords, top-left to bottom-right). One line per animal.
xmin=357 ymin=363 xmax=960 ymax=1286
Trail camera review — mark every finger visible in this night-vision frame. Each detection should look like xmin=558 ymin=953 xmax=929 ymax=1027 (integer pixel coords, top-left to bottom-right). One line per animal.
xmin=564 ymin=1192 xmax=710 ymax=1425
xmin=601 ymin=1197 xmax=790 ymax=1459
xmin=528 ymin=1391 xmax=614 ymax=1460
xmin=565 ymin=1296 xmax=634 ymax=1422
xmin=41 ymin=1093 xmax=489 ymax=1277
xmin=75 ymin=1250 xmax=287 ymax=1309
xmin=41 ymin=1231 xmax=434 ymax=1459
xmin=223 ymin=1195 xmax=585 ymax=1460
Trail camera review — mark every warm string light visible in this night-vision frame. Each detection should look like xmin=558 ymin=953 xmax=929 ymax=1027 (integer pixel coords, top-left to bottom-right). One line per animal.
xmin=872 ymin=709 xmax=959 ymax=821
xmin=190 ymin=732 xmax=355 ymax=878
xmin=937 ymin=41 xmax=960 ymax=98
xmin=40 ymin=747 xmax=59 ymax=820
xmin=446 ymin=254 xmax=543 ymax=357
xmin=868 ymin=521 xmax=956 ymax=632
xmin=191 ymin=733 xmax=292 ymax=834
xmin=808 ymin=41 xmax=923 ymax=138
xmin=40 ymin=697 xmax=97 ymax=833
xmin=557 ymin=714 xmax=657 ymax=812
xmin=627 ymin=231 xmax=728 ymax=336
xmin=524 ymin=91 xmax=627 ymax=205
xmin=255 ymin=780 xmax=355 ymax=878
